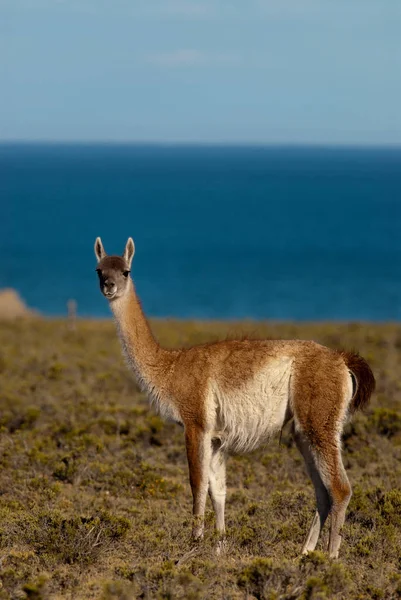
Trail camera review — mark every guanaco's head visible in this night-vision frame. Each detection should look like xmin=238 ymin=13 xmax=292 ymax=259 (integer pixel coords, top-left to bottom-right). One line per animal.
xmin=94 ymin=237 xmax=135 ymax=301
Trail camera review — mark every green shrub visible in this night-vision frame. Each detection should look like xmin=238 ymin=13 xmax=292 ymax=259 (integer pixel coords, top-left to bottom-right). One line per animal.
xmin=30 ymin=511 xmax=130 ymax=565
xmin=368 ymin=409 xmax=401 ymax=438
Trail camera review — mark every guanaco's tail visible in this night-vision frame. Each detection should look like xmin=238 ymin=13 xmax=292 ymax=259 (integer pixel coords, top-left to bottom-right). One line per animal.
xmin=339 ymin=351 xmax=376 ymax=414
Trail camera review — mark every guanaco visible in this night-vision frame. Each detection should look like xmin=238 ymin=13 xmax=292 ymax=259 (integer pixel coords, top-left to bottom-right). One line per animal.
xmin=94 ymin=237 xmax=375 ymax=558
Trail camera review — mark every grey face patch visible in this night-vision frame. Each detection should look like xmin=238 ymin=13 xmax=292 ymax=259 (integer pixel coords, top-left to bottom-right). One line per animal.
xmin=96 ymin=255 xmax=131 ymax=300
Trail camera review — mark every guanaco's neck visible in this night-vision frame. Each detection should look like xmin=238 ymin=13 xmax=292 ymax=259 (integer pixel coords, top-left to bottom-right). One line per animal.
xmin=110 ymin=279 xmax=174 ymax=400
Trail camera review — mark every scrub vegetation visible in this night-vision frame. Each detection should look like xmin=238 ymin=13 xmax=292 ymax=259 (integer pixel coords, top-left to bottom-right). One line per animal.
xmin=0 ymin=317 xmax=400 ymax=599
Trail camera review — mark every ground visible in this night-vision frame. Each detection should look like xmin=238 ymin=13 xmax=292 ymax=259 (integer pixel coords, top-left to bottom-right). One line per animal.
xmin=0 ymin=318 xmax=400 ymax=600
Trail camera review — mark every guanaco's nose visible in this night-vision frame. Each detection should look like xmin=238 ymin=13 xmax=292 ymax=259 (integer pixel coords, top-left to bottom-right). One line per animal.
xmin=104 ymin=280 xmax=116 ymax=294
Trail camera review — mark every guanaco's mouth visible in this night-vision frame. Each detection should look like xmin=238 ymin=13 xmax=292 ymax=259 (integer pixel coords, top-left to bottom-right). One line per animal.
xmin=104 ymin=291 xmax=117 ymax=300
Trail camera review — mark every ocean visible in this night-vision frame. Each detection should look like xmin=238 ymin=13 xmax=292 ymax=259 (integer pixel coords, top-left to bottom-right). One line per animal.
xmin=1 ymin=143 xmax=400 ymax=320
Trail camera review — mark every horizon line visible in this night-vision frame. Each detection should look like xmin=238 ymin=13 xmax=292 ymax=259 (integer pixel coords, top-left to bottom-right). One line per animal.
xmin=1 ymin=139 xmax=401 ymax=150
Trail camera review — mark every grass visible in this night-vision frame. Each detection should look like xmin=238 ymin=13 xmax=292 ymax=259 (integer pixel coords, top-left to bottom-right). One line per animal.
xmin=0 ymin=317 xmax=400 ymax=599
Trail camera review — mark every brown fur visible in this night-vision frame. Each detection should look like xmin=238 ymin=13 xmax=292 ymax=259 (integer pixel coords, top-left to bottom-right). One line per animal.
xmin=97 ymin=256 xmax=128 ymax=271
xmin=114 ymin=288 xmax=372 ymax=556
xmin=290 ymin=344 xmax=347 ymax=450
xmin=114 ymin=283 xmax=209 ymax=430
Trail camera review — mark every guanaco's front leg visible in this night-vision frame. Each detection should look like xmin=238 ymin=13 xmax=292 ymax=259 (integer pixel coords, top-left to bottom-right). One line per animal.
xmin=209 ymin=439 xmax=227 ymax=555
xmin=185 ymin=426 xmax=212 ymax=540
xmin=209 ymin=440 xmax=226 ymax=534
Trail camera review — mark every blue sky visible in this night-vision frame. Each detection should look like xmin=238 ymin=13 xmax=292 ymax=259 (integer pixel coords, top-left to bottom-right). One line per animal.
xmin=1 ymin=0 xmax=401 ymax=144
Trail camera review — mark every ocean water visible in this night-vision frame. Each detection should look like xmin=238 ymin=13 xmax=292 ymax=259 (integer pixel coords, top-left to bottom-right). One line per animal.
xmin=1 ymin=143 xmax=401 ymax=320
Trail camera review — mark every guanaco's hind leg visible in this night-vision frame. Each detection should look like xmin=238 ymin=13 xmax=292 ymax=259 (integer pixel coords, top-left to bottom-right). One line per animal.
xmin=185 ymin=426 xmax=212 ymax=541
xmin=291 ymin=356 xmax=354 ymax=558
xmin=292 ymin=426 xmax=331 ymax=554
xmin=294 ymin=423 xmax=352 ymax=558
xmin=325 ymin=456 xmax=351 ymax=559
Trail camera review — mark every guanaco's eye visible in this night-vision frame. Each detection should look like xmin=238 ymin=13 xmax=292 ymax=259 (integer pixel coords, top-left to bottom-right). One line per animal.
xmin=123 ymin=270 xmax=130 ymax=278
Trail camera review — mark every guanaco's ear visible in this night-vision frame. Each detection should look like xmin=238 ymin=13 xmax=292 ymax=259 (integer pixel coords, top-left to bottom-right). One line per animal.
xmin=94 ymin=237 xmax=106 ymax=262
xmin=123 ymin=237 xmax=135 ymax=268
